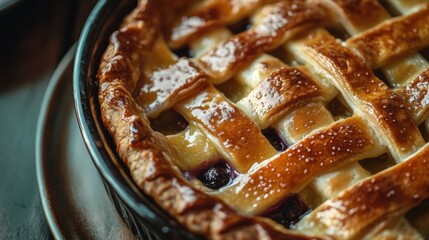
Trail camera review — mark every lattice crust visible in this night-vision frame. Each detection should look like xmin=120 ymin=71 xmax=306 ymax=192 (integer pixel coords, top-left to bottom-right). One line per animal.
xmin=98 ymin=0 xmax=429 ymax=239
xmin=297 ymin=144 xmax=429 ymax=239
xmin=289 ymin=28 xmax=425 ymax=161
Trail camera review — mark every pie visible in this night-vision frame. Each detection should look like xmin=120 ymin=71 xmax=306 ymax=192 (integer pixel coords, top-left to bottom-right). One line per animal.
xmin=97 ymin=0 xmax=429 ymax=239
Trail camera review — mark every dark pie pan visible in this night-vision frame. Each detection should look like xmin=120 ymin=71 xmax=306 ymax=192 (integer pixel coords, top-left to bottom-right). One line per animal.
xmin=73 ymin=0 xmax=200 ymax=239
xmin=36 ymin=45 xmax=136 ymax=239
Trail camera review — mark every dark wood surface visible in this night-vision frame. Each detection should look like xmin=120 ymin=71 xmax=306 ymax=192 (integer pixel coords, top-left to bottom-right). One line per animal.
xmin=0 ymin=0 xmax=97 ymax=238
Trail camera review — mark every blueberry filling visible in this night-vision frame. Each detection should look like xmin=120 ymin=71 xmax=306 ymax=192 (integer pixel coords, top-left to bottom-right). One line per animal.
xmin=202 ymin=166 xmax=229 ymax=189
xmin=263 ymin=194 xmax=310 ymax=228
xmin=185 ymin=161 xmax=238 ymax=189
xmin=263 ymin=127 xmax=288 ymax=151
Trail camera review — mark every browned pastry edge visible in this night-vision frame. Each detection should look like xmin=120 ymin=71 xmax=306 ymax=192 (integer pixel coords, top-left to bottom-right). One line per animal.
xmin=295 ymin=29 xmax=424 ymax=159
xmin=197 ymin=1 xmax=328 ymax=82
xmin=298 ymin=143 xmax=429 ymax=239
xmin=309 ymin=0 xmax=390 ymax=34
xmin=168 ymin=0 xmax=277 ymax=48
xmin=241 ymin=66 xmax=327 ymax=127
xmin=96 ymin=0 xmax=429 ymax=238
xmin=97 ymin=1 xmax=320 ymax=239
xmin=398 ymin=67 xmax=429 ymax=123
xmin=347 ymin=3 xmax=429 ymax=68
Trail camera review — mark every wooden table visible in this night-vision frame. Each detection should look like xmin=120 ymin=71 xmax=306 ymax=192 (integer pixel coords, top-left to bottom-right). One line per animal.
xmin=0 ymin=0 xmax=97 ymax=238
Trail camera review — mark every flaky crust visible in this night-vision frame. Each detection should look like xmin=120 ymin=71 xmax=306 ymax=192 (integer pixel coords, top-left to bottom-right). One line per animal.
xmin=97 ymin=1 xmax=317 ymax=239
xmin=96 ymin=0 xmax=429 ymax=239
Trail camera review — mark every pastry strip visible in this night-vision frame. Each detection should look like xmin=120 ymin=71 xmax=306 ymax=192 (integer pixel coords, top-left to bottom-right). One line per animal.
xmin=237 ymin=67 xmax=327 ymax=129
xmin=297 ymin=144 xmax=429 ymax=239
xmin=169 ymin=0 xmax=276 ymax=48
xmin=397 ymin=68 xmax=429 ymax=124
xmin=309 ymin=0 xmax=389 ymax=34
xmin=176 ymin=86 xmax=277 ymax=172
xmin=233 ymin=50 xmax=366 ymax=209
xmin=98 ymin=3 xmax=323 ymax=238
xmin=319 ymin=0 xmax=429 ymax=88
xmin=288 ymin=29 xmax=425 ymax=160
xmin=198 ymin=1 xmax=327 ymax=83
xmin=347 ymin=4 xmax=429 ymax=69
xmin=137 ymin=58 xmax=209 ymax=118
xmin=218 ymin=116 xmax=383 ymax=214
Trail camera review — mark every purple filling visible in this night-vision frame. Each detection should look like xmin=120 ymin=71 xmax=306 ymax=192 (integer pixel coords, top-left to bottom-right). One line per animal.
xmin=263 ymin=127 xmax=288 ymax=151
xmin=184 ymin=160 xmax=238 ymax=189
xmin=262 ymin=194 xmax=310 ymax=228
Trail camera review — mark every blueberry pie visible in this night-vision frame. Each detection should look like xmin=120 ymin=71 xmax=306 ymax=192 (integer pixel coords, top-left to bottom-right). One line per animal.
xmin=97 ymin=0 xmax=429 ymax=239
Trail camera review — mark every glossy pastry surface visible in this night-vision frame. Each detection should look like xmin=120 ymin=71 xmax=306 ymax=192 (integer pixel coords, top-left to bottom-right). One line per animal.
xmin=97 ymin=0 xmax=429 ymax=239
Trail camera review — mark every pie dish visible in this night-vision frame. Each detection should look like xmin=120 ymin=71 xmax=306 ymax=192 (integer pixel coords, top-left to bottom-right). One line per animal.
xmin=93 ymin=0 xmax=429 ymax=239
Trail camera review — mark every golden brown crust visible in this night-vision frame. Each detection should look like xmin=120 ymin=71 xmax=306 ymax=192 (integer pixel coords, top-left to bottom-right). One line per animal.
xmin=97 ymin=0 xmax=320 ymax=239
xmin=98 ymin=55 xmax=317 ymax=240
xmin=197 ymin=1 xmax=328 ymax=82
xmin=237 ymin=67 xmax=327 ymax=128
xmin=292 ymin=29 xmax=424 ymax=160
xmin=397 ymin=67 xmax=429 ymax=124
xmin=176 ymin=86 xmax=277 ymax=173
xmin=310 ymin=0 xmax=389 ymax=34
xmin=136 ymin=58 xmax=209 ymax=118
xmin=276 ymin=102 xmax=335 ymax=143
xmin=297 ymin=144 xmax=429 ymax=239
xmin=218 ymin=116 xmax=383 ymax=214
xmin=96 ymin=0 xmax=429 ymax=239
xmin=169 ymin=0 xmax=276 ymax=49
xmin=347 ymin=4 xmax=429 ymax=68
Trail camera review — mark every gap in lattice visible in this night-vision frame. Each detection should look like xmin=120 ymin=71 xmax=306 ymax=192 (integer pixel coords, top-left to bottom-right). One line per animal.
xmin=227 ymin=16 xmax=251 ymax=35
xmin=150 ymin=109 xmax=189 ymax=135
xmin=358 ymin=152 xmax=396 ymax=175
xmin=262 ymin=127 xmax=288 ymax=152
xmin=378 ymin=0 xmax=401 ymax=17
xmin=418 ymin=123 xmax=429 ymax=143
xmin=326 ymin=25 xmax=351 ymax=41
xmin=171 ymin=45 xmax=193 ymax=58
xmin=327 ymin=96 xmax=353 ymax=119
xmin=420 ymin=48 xmax=429 ymax=63
xmin=406 ymin=198 xmax=429 ymax=236
xmin=268 ymin=48 xmax=300 ymax=66
xmin=373 ymin=68 xmax=393 ymax=88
